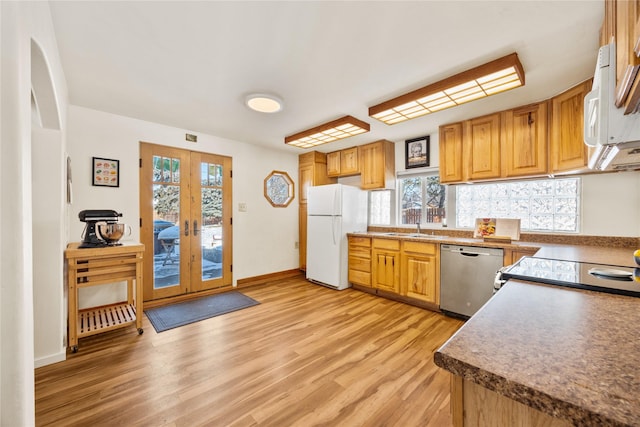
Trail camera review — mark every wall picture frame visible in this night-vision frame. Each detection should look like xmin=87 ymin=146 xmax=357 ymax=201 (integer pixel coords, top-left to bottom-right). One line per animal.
xmin=92 ymin=157 xmax=120 ymax=187
xmin=405 ymin=135 xmax=430 ymax=169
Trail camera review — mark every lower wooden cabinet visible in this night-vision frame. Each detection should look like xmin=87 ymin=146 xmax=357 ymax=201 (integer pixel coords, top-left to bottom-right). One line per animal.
xmin=349 ymin=237 xmax=440 ymax=309
xmin=372 ymin=238 xmax=401 ymax=293
xmin=401 ymin=241 xmax=439 ymax=305
xmin=348 ymin=236 xmax=372 ymax=286
xmin=503 ymin=247 xmax=539 ymax=266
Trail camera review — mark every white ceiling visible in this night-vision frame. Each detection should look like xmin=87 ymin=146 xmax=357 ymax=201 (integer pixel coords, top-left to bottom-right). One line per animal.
xmin=49 ymin=1 xmax=604 ymax=154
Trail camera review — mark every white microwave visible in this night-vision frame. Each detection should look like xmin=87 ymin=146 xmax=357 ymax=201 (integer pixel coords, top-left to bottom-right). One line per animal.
xmin=584 ymin=42 xmax=640 ymax=171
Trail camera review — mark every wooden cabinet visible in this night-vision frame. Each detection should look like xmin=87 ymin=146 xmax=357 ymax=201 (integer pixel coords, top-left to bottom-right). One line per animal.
xmin=348 ymin=236 xmax=372 ymax=287
xmin=298 ymin=151 xmax=336 ymax=269
xmin=613 ymin=0 xmax=640 ymax=113
xmin=359 ymin=140 xmax=395 ymax=190
xmin=503 ymin=247 xmax=539 ymax=266
xmin=372 ymin=238 xmax=400 ymax=293
xmin=465 ymin=113 xmax=502 ymax=181
xmin=327 ymin=147 xmax=359 ymax=177
xmin=550 ymin=80 xmax=592 ymax=173
xmin=450 ymin=376 xmax=570 ymax=427
xmin=439 ymin=123 xmax=464 ymax=183
xmin=401 ymin=241 xmax=439 ymax=305
xmin=298 ymin=151 xmax=335 ymax=204
xmin=439 ymin=85 xmax=592 ymax=183
xmin=65 ymin=242 xmax=144 ymax=352
xmin=502 ymin=102 xmax=549 ymax=177
xmin=601 ymin=0 xmax=640 ymax=113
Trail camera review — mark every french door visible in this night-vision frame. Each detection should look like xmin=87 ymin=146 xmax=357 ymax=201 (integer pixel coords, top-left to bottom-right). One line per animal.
xmin=140 ymin=142 xmax=232 ymax=301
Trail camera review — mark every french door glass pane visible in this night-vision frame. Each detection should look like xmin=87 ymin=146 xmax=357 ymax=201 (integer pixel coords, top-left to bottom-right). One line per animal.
xmin=201 ymin=161 xmax=223 ymax=280
xmin=152 ymin=155 xmax=181 ymax=289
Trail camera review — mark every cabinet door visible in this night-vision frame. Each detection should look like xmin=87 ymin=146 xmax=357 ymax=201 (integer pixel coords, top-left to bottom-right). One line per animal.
xmin=403 ymin=253 xmax=438 ymax=304
xmin=502 ymin=102 xmax=548 ymax=177
xmin=372 ymin=250 xmax=400 ymax=293
xmin=299 ymin=203 xmax=308 ymax=270
xmin=326 ymin=151 xmax=341 ymax=177
xmin=299 ymin=164 xmax=314 ymax=204
xmin=439 ymin=123 xmax=464 ymax=183
xmin=340 ymin=147 xmax=359 ymax=175
xmin=615 ymin=0 xmax=640 ymax=112
xmin=360 ymin=142 xmax=384 ymax=189
xmin=465 ymin=113 xmax=501 ymax=180
xmin=550 ymin=80 xmax=591 ymax=172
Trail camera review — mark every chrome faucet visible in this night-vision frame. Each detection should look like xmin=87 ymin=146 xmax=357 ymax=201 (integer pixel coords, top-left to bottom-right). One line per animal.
xmin=416 ymin=222 xmax=421 ymax=234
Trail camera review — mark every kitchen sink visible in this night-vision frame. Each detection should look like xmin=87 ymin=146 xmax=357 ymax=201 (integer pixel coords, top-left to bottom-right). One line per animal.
xmin=383 ymin=232 xmax=449 ymax=239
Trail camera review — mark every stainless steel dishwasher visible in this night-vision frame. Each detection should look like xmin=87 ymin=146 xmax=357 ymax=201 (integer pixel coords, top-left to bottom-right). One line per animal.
xmin=440 ymin=244 xmax=504 ymax=318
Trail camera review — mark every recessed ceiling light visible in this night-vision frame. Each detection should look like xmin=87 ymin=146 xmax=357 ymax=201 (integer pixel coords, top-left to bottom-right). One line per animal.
xmin=246 ymin=94 xmax=283 ymax=113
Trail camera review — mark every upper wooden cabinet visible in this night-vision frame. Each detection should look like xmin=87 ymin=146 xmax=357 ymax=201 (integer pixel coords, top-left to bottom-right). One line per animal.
xmin=298 ymin=151 xmax=336 ymax=204
xmin=439 ymin=123 xmax=464 ymax=183
xmin=327 ymin=147 xmax=359 ymax=177
xmin=465 ymin=113 xmax=502 ymax=181
xmin=502 ymin=102 xmax=548 ymax=178
xmin=359 ymin=140 xmax=395 ymax=190
xmin=439 ymin=81 xmax=593 ymax=183
xmin=550 ymin=80 xmax=592 ymax=173
xmin=602 ymin=0 xmax=640 ymax=113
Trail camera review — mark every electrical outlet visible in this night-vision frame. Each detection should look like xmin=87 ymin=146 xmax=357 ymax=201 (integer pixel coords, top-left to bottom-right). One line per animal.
xmin=238 ymin=202 xmax=247 ymax=212
xmin=295 ymin=241 xmax=299 ymax=249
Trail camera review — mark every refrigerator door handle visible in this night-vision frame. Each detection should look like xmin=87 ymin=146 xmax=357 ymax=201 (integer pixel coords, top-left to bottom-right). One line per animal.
xmin=332 ymin=216 xmax=338 ymax=245
xmin=333 ymin=187 xmax=339 ymax=216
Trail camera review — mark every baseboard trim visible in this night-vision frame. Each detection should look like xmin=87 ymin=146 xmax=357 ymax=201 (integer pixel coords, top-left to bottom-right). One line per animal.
xmin=35 ymin=350 xmax=66 ymax=368
xmin=236 ymin=269 xmax=304 ymax=288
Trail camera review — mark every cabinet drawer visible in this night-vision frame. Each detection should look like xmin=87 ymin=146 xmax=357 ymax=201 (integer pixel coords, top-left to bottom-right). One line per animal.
xmin=372 ymin=238 xmax=400 ymax=250
xmin=349 ymin=256 xmax=371 ymax=272
xmin=349 ymin=246 xmax=371 ymax=259
xmin=349 ymin=236 xmax=371 ymax=247
xmin=349 ymin=269 xmax=371 ymax=286
xmin=403 ymin=241 xmax=437 ymax=255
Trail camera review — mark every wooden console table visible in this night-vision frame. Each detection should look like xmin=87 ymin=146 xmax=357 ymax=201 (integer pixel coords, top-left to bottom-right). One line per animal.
xmin=65 ymin=242 xmax=145 ymax=352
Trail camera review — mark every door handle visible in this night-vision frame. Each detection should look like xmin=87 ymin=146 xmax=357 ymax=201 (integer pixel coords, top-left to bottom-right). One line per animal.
xmin=193 ymin=220 xmax=199 ymax=236
xmin=184 ymin=220 xmax=189 ymax=236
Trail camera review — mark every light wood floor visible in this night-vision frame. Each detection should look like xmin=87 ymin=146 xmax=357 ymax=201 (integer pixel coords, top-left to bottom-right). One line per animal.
xmin=35 ymin=275 xmax=464 ymax=426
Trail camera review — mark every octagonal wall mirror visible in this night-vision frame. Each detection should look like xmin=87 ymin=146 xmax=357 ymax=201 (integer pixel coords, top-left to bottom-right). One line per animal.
xmin=264 ymin=170 xmax=294 ymax=207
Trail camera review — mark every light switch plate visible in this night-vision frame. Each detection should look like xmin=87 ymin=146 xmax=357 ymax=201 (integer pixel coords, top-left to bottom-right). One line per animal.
xmin=238 ymin=202 xmax=247 ymax=212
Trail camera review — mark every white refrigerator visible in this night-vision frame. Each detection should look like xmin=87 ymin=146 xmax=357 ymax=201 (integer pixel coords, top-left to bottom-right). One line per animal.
xmin=306 ymin=184 xmax=368 ymax=290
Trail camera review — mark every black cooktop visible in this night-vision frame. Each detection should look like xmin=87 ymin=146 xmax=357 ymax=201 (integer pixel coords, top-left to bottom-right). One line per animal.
xmin=502 ymin=257 xmax=640 ymax=298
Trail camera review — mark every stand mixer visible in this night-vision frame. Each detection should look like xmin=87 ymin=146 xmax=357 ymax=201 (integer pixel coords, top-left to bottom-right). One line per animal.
xmin=78 ymin=210 xmax=124 ymax=248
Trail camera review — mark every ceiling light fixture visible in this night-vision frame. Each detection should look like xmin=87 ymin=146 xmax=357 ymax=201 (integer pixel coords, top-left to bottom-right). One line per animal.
xmin=284 ymin=115 xmax=370 ymax=148
xmin=246 ymin=94 xmax=283 ymax=113
xmin=369 ymin=53 xmax=525 ymax=125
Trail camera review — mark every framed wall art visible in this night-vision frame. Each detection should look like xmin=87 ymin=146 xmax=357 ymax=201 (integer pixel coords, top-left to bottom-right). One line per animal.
xmin=405 ymin=135 xmax=430 ymax=169
xmin=92 ymin=157 xmax=120 ymax=187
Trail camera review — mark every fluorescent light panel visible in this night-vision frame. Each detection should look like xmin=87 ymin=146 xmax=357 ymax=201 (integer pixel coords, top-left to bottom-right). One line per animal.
xmin=369 ymin=53 xmax=525 ymax=125
xmin=285 ymin=115 xmax=370 ymax=148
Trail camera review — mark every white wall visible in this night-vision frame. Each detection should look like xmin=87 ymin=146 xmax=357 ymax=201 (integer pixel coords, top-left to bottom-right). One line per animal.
xmin=67 ymin=105 xmax=299 ymax=307
xmin=1 ymin=1 xmax=68 ymax=424
xmin=394 ymin=131 xmax=640 ymax=237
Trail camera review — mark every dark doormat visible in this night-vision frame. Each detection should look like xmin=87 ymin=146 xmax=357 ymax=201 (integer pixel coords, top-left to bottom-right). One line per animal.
xmin=144 ymin=291 xmax=259 ymax=333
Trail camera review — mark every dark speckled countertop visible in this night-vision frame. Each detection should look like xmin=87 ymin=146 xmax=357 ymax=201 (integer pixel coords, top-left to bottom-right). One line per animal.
xmin=435 ymin=280 xmax=640 ymax=426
